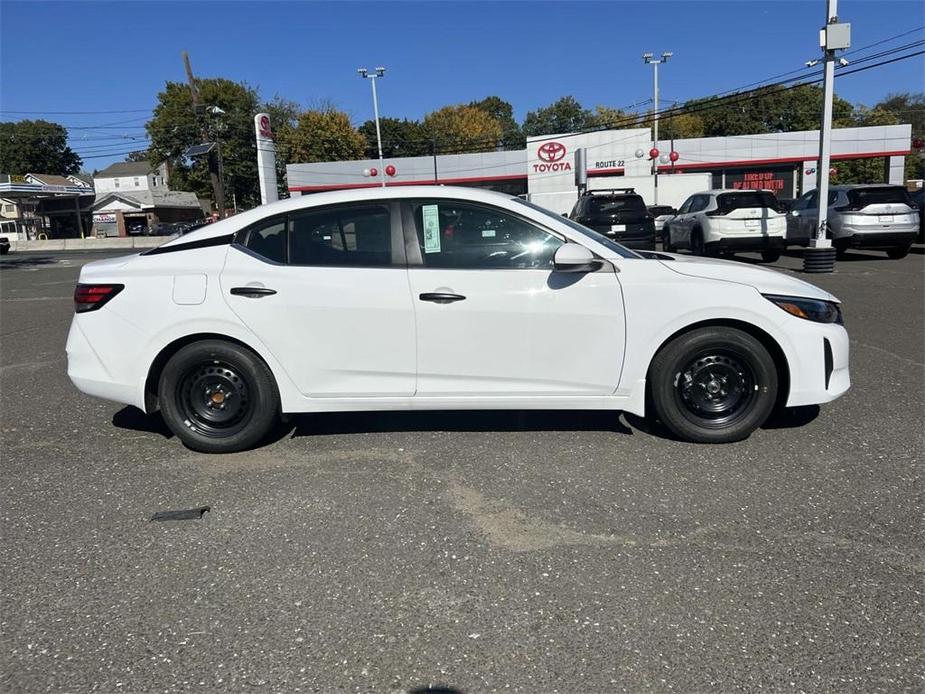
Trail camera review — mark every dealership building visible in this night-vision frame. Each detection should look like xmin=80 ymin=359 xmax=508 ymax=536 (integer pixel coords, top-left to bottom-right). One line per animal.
xmin=286 ymin=123 xmax=913 ymax=213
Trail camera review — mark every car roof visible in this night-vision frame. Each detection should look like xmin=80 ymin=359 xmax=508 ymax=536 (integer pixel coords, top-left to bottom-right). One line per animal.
xmin=828 ymin=183 xmax=907 ymax=190
xmin=161 ymin=185 xmax=517 ymax=245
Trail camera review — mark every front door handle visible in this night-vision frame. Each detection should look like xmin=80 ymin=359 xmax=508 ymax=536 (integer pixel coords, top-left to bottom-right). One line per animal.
xmin=419 ymin=292 xmax=466 ymax=304
xmin=230 ymin=286 xmax=277 ymax=298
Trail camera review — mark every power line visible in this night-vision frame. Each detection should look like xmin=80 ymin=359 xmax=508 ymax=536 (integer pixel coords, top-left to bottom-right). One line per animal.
xmin=0 ymin=108 xmax=153 ymax=115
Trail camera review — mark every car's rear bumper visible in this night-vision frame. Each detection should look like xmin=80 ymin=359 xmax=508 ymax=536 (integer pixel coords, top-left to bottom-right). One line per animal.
xmin=705 ymin=235 xmax=787 ymax=252
xmin=843 ymin=231 xmax=917 ymax=249
xmin=66 ymin=317 xmax=146 ymax=410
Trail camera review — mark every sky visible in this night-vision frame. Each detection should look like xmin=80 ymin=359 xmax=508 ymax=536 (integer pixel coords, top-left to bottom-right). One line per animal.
xmin=1 ymin=0 xmax=923 ymax=170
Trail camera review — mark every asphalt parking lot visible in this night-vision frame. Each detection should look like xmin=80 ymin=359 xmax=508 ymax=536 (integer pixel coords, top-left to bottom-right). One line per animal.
xmin=1 ymin=247 xmax=922 ymax=693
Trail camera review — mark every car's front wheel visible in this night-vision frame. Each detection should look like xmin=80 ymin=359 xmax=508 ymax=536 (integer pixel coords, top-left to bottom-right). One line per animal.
xmin=158 ymin=340 xmax=280 ymax=453
xmin=662 ymin=228 xmax=674 ymax=252
xmin=648 ymin=327 xmax=778 ymax=443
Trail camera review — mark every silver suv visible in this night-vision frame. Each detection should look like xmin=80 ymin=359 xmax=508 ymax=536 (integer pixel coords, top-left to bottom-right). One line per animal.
xmin=787 ymin=184 xmax=919 ymax=259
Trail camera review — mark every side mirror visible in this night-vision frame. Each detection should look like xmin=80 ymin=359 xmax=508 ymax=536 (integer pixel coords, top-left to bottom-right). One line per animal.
xmin=561 ymin=212 xmax=568 ymax=217
xmin=554 ymin=244 xmax=599 ymax=273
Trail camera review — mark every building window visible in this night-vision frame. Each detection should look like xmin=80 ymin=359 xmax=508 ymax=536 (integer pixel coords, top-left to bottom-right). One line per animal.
xmin=152 ymin=177 xmax=157 ymax=187
xmin=114 ymin=179 xmax=120 ymax=188
xmin=134 ymin=177 xmax=140 ymax=187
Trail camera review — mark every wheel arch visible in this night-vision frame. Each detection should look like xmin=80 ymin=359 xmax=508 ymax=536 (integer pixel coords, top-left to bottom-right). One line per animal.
xmin=144 ymin=332 xmax=279 ymax=413
xmin=644 ymin=318 xmax=791 ymax=415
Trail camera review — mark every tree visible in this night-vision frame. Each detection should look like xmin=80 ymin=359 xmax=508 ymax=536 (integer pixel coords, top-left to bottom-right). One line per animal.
xmin=277 ymin=105 xmax=366 ymax=163
xmin=146 ymin=77 xmax=262 ymax=208
xmin=522 ymin=96 xmax=594 ymax=137
xmin=422 ymin=104 xmax=503 ymax=152
xmin=0 ymin=119 xmax=81 ymax=175
xmin=125 ymin=150 xmax=150 ymax=163
xmin=469 ymin=96 xmax=524 ymax=149
xmin=587 ymin=105 xmax=637 ymax=131
xmin=864 ymin=92 xmax=925 ymax=180
xmin=358 ymin=117 xmax=431 ymax=158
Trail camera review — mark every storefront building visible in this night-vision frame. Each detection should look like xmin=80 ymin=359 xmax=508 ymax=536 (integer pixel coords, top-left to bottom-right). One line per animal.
xmin=287 ymin=124 xmax=912 ymax=213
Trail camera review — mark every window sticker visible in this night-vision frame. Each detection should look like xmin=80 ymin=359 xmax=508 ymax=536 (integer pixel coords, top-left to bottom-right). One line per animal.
xmin=422 ymin=204 xmax=441 ymax=253
xmin=481 ymin=228 xmax=496 ymax=238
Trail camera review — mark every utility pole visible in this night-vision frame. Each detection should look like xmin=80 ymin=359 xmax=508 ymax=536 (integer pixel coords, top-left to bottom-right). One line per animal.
xmin=357 ymin=67 xmax=387 ymax=187
xmin=803 ymin=0 xmax=850 ymax=273
xmin=643 ymin=52 xmax=672 ymax=205
xmin=183 ymin=51 xmax=226 ymax=218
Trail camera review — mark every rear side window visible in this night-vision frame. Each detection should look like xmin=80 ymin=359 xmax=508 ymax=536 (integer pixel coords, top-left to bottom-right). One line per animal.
xmin=289 ymin=205 xmax=392 ymax=267
xmin=716 ymin=191 xmax=779 ymax=212
xmin=846 ymin=187 xmax=911 ymax=207
xmin=587 ymin=195 xmax=646 ymax=215
xmin=243 ymin=217 xmax=287 ymax=263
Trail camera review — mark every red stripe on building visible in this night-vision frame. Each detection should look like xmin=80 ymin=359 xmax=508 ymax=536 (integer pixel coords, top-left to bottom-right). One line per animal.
xmin=654 ymin=150 xmax=912 ymax=173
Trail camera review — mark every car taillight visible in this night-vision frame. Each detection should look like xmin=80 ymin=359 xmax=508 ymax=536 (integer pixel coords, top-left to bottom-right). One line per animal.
xmin=74 ymin=283 xmax=124 ymax=313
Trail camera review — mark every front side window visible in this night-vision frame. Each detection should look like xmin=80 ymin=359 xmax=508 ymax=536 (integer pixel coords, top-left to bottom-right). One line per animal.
xmin=689 ymin=196 xmax=709 ymax=213
xmin=677 ymin=197 xmax=693 ymax=215
xmin=409 ymin=199 xmax=563 ymax=269
xmin=289 ymin=205 xmax=391 ymax=267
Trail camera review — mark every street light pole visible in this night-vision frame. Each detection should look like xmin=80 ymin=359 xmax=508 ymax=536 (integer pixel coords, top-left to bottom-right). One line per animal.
xmin=643 ymin=52 xmax=672 ymax=205
xmin=358 ymin=67 xmax=387 ymax=187
xmin=804 ymin=0 xmax=850 ymax=273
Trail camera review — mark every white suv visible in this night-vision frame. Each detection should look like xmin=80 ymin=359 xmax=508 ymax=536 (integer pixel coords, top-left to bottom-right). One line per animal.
xmin=663 ymin=189 xmax=788 ymax=262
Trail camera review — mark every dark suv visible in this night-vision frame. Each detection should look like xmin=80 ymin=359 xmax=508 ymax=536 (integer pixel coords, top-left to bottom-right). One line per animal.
xmin=569 ymin=189 xmax=656 ymax=250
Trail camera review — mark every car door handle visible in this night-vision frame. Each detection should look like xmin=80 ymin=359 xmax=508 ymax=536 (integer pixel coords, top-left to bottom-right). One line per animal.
xmin=230 ymin=286 xmax=277 ymax=298
xmin=419 ymin=292 xmax=466 ymax=304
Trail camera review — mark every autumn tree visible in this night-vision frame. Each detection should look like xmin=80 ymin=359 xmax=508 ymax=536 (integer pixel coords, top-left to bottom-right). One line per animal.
xmin=469 ymin=96 xmax=524 ymax=149
xmin=0 ymin=119 xmax=81 ymax=175
xmin=423 ymin=104 xmax=503 ymax=152
xmin=277 ymin=105 xmax=366 ymax=163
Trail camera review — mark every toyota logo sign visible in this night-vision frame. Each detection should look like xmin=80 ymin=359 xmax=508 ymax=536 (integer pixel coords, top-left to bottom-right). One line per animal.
xmin=533 ymin=141 xmax=572 ymax=173
xmin=537 ymin=141 xmax=566 ymax=162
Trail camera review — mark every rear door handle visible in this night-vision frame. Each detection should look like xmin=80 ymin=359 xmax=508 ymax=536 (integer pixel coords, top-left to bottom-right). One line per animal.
xmin=419 ymin=292 xmax=466 ymax=304
xmin=230 ymin=286 xmax=277 ymax=298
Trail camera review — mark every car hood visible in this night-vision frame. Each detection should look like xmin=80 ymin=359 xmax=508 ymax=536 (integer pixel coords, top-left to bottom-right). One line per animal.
xmin=657 ymin=254 xmax=839 ymax=302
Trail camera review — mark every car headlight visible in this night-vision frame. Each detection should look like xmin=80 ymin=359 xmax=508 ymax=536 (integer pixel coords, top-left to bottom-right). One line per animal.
xmin=763 ymin=294 xmax=843 ymax=324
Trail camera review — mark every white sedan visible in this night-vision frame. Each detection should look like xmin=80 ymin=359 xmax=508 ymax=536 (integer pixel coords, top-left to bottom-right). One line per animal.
xmin=66 ymin=186 xmax=849 ymax=453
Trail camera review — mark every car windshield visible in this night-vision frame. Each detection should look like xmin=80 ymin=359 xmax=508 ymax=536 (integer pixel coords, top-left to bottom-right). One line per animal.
xmin=512 ymin=198 xmax=641 ymax=259
xmin=847 ymin=187 xmax=912 ymax=207
xmin=588 ymin=196 xmax=647 ymax=215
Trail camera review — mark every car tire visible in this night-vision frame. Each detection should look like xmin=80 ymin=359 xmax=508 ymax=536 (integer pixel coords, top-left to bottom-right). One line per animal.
xmin=886 ymin=246 xmax=910 ymax=260
xmin=662 ymin=228 xmax=674 ymax=252
xmin=158 ymin=339 xmax=280 ymax=453
xmin=760 ymin=250 xmax=781 ymax=263
xmin=648 ymin=327 xmax=778 ymax=443
xmin=690 ymin=230 xmax=705 ymax=256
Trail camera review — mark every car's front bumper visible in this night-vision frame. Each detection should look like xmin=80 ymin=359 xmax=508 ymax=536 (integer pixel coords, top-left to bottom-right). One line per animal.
xmin=785 ymin=321 xmax=850 ymax=408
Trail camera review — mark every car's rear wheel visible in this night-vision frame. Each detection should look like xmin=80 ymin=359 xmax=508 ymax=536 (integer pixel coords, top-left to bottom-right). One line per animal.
xmin=158 ymin=340 xmax=280 ymax=453
xmin=648 ymin=327 xmax=778 ymax=443
xmin=760 ymin=250 xmax=781 ymax=263
xmin=886 ymin=245 xmax=910 ymax=259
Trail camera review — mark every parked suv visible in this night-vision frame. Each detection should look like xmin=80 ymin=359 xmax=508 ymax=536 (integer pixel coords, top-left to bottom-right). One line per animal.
xmin=569 ymin=189 xmax=655 ymax=250
xmin=787 ymin=184 xmax=918 ymax=258
xmin=663 ymin=189 xmax=787 ymax=262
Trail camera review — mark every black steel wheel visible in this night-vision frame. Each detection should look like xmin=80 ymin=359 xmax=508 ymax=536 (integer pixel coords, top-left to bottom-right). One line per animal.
xmin=886 ymin=245 xmax=910 ymax=259
xmin=159 ymin=340 xmax=280 ymax=453
xmin=673 ymin=351 xmax=758 ymax=429
xmin=648 ymin=327 xmax=778 ymax=443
